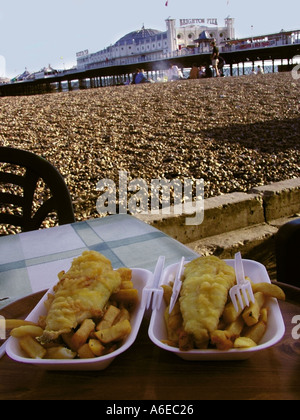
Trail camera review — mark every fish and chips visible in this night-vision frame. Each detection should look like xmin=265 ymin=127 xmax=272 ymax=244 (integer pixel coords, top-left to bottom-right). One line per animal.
xmin=5 ymin=253 xmax=285 ymax=359
xmin=162 ymin=256 xmax=285 ymax=351
xmin=5 ymin=251 xmax=139 ymax=359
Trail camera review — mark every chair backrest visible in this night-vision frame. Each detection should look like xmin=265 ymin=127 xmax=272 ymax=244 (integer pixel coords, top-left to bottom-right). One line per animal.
xmin=0 ymin=147 xmax=75 ymax=233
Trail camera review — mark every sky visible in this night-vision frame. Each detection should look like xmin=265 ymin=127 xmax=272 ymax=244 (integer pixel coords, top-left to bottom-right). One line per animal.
xmin=0 ymin=0 xmax=299 ymax=78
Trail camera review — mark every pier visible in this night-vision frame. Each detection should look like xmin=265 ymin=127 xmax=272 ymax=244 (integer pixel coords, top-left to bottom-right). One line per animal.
xmin=0 ymin=41 xmax=299 ymax=97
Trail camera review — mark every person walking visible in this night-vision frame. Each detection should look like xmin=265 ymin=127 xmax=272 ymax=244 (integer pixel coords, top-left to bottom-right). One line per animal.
xmin=211 ymin=41 xmax=220 ymax=77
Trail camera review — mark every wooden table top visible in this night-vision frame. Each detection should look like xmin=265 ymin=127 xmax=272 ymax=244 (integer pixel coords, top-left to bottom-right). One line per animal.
xmin=0 ymin=283 xmax=299 ymax=401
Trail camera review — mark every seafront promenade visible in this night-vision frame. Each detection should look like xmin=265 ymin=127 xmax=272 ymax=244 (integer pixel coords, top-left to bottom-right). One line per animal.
xmin=0 ymin=37 xmax=299 ymax=96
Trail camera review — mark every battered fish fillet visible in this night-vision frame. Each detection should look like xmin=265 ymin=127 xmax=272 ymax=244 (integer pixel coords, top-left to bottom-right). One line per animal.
xmin=39 ymin=251 xmax=121 ymax=343
xmin=179 ymin=256 xmax=236 ymax=349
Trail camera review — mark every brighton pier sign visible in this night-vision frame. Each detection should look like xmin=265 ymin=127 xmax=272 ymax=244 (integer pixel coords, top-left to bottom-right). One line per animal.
xmin=179 ymin=18 xmax=218 ymax=26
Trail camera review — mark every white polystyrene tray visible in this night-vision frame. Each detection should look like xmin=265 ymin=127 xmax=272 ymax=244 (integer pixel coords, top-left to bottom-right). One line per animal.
xmin=6 ymin=268 xmax=153 ymax=370
xmin=148 ymin=259 xmax=285 ymax=361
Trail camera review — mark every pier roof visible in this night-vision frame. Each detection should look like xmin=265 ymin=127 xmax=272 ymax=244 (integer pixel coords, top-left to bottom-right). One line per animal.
xmin=115 ymin=28 xmax=163 ymax=45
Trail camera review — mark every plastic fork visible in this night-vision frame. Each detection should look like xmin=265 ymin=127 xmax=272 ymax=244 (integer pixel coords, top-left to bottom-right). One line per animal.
xmin=169 ymin=257 xmax=185 ymax=314
xmin=141 ymin=256 xmax=165 ymax=311
xmin=229 ymin=252 xmax=255 ymax=312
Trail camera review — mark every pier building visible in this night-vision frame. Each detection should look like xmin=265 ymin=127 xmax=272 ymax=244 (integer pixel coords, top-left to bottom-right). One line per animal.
xmin=76 ymin=17 xmax=235 ymax=70
xmin=0 ymin=16 xmax=299 ymax=97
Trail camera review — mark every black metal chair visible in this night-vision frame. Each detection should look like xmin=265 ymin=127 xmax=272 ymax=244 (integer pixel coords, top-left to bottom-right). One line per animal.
xmin=0 ymin=146 xmax=75 ymax=233
xmin=275 ymin=218 xmax=300 ymax=286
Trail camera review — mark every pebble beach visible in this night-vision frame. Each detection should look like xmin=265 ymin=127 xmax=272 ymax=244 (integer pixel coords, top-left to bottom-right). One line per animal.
xmin=0 ymin=72 xmax=299 ymax=233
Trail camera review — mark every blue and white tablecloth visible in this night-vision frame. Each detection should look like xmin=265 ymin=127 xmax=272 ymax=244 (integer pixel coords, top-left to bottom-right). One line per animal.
xmin=0 ymin=214 xmax=198 ymax=309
